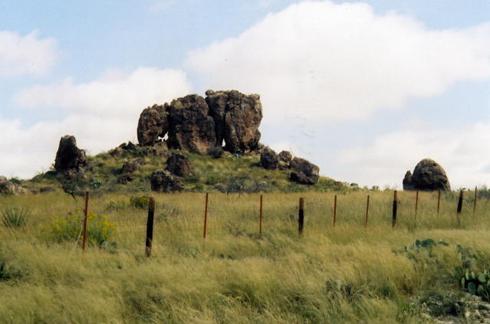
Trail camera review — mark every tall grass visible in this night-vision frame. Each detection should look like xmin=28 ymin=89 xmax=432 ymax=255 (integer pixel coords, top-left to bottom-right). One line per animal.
xmin=0 ymin=190 xmax=489 ymax=323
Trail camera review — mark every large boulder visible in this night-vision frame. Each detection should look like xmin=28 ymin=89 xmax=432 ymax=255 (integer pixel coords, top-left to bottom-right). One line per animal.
xmin=150 ymin=170 xmax=184 ymax=192
xmin=278 ymin=150 xmax=293 ymax=170
xmin=403 ymin=159 xmax=450 ymax=191
xmin=167 ymin=95 xmax=217 ymax=154
xmin=205 ymin=90 xmax=262 ymax=153
xmin=165 ymin=153 xmax=192 ymax=177
xmin=137 ymin=104 xmax=168 ymax=146
xmin=289 ymin=157 xmax=320 ymax=185
xmin=260 ymin=147 xmax=279 ymax=170
xmin=54 ymin=135 xmax=87 ymax=173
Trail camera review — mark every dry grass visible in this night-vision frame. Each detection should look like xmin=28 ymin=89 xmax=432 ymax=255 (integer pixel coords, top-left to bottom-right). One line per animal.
xmin=0 ymin=190 xmax=489 ymax=323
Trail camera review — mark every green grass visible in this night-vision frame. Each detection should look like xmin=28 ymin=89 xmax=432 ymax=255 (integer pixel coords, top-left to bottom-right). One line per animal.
xmin=1 ymin=190 xmax=489 ymax=323
xmin=21 ymin=148 xmax=348 ymax=195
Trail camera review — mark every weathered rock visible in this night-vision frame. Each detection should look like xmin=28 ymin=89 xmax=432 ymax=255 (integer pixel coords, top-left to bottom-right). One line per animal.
xmin=278 ymin=151 xmax=293 ymax=164
xmin=260 ymin=147 xmax=279 ymax=170
xmin=165 ymin=153 xmax=192 ymax=177
xmin=205 ymin=90 xmax=262 ymax=153
xmin=54 ymin=135 xmax=87 ymax=173
xmin=167 ymin=95 xmax=217 ymax=154
xmin=150 ymin=142 xmax=169 ymax=157
xmin=150 ymin=170 xmax=183 ymax=192
xmin=208 ymin=146 xmax=224 ymax=159
xmin=0 ymin=176 xmax=25 ymax=195
xmin=137 ymin=105 xmax=168 ymax=146
xmin=289 ymin=157 xmax=320 ymax=185
xmin=403 ymin=159 xmax=450 ymax=191
xmin=278 ymin=150 xmax=293 ymax=169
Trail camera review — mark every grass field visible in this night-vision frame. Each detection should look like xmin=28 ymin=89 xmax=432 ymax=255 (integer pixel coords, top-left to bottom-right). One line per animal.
xmin=1 ymin=190 xmax=490 ymax=323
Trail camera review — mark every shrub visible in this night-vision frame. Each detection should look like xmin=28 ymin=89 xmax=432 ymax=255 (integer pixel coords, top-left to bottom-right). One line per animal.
xmin=50 ymin=213 xmax=115 ymax=247
xmin=1 ymin=207 xmax=29 ymax=228
xmin=129 ymin=195 xmax=150 ymax=209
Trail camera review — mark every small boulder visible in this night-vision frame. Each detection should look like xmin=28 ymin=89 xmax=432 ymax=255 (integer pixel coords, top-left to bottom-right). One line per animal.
xmin=137 ymin=104 xmax=168 ymax=146
xmin=289 ymin=157 xmax=320 ymax=185
xmin=0 ymin=177 xmax=25 ymax=195
xmin=260 ymin=147 xmax=279 ymax=170
xmin=54 ymin=135 xmax=87 ymax=173
xmin=278 ymin=150 xmax=293 ymax=169
xmin=165 ymin=153 xmax=192 ymax=177
xmin=150 ymin=170 xmax=184 ymax=192
xmin=403 ymin=159 xmax=450 ymax=191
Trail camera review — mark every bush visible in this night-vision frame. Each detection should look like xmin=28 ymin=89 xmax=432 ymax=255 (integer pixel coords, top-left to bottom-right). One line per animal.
xmin=50 ymin=213 xmax=115 ymax=247
xmin=129 ymin=195 xmax=150 ymax=209
xmin=1 ymin=207 xmax=29 ymax=228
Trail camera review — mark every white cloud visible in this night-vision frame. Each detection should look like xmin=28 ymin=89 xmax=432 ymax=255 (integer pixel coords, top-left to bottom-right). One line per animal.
xmin=3 ymin=67 xmax=192 ymax=178
xmin=186 ymin=1 xmax=490 ymax=122
xmin=0 ymin=30 xmax=58 ymax=77
xmin=337 ymin=122 xmax=490 ymax=188
xmin=16 ymin=67 xmax=191 ymax=118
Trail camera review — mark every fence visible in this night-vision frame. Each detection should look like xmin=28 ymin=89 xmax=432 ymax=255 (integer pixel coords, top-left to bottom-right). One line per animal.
xmin=76 ymin=188 xmax=484 ymax=257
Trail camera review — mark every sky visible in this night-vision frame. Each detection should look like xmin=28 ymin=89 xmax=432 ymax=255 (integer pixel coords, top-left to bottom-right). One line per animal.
xmin=0 ymin=0 xmax=489 ymax=188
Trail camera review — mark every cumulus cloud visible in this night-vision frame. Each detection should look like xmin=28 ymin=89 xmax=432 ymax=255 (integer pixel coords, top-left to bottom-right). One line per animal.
xmin=337 ymin=122 xmax=490 ymax=188
xmin=16 ymin=67 xmax=191 ymax=118
xmin=186 ymin=1 xmax=490 ymax=122
xmin=4 ymin=67 xmax=191 ymax=178
xmin=0 ymin=30 xmax=58 ymax=77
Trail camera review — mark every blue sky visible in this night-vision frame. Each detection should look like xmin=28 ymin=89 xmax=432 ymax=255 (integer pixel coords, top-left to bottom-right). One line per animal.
xmin=0 ymin=0 xmax=489 ymax=188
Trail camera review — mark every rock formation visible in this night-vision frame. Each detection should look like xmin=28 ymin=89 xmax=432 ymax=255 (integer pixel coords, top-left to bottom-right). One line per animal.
xmin=278 ymin=150 xmax=293 ymax=170
xmin=403 ymin=159 xmax=450 ymax=191
xmin=137 ymin=104 xmax=168 ymax=146
xmin=165 ymin=153 xmax=192 ymax=177
xmin=260 ymin=147 xmax=279 ymax=170
xmin=289 ymin=157 xmax=320 ymax=185
xmin=151 ymin=170 xmax=183 ymax=192
xmin=54 ymin=135 xmax=87 ymax=173
xmin=167 ymin=95 xmax=217 ymax=154
xmin=0 ymin=177 xmax=25 ymax=195
xmin=205 ymin=90 xmax=262 ymax=153
xmin=136 ymin=90 xmax=262 ymax=154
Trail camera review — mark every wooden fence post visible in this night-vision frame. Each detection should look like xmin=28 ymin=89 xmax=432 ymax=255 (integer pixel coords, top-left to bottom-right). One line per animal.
xmin=473 ymin=186 xmax=478 ymax=216
xmin=259 ymin=194 xmax=263 ymax=236
xmin=457 ymin=190 xmax=463 ymax=226
xmin=145 ymin=197 xmax=155 ymax=257
xmin=333 ymin=195 xmax=337 ymax=227
xmin=82 ymin=191 xmax=89 ymax=252
xmin=298 ymin=198 xmax=304 ymax=235
xmin=203 ymin=193 xmax=209 ymax=239
xmin=364 ymin=195 xmax=370 ymax=228
xmin=392 ymin=190 xmax=398 ymax=228
xmin=437 ymin=190 xmax=441 ymax=216
xmin=457 ymin=190 xmax=464 ymax=214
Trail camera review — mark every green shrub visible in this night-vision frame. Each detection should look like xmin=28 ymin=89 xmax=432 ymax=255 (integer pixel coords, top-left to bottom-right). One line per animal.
xmin=129 ymin=195 xmax=150 ymax=209
xmin=50 ymin=213 xmax=115 ymax=247
xmin=1 ymin=207 xmax=29 ymax=228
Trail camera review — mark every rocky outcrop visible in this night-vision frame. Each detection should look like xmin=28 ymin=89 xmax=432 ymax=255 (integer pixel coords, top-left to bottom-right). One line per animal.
xmin=54 ymin=135 xmax=87 ymax=173
xmin=403 ymin=159 xmax=450 ymax=191
xmin=137 ymin=105 xmax=168 ymax=146
xmin=151 ymin=170 xmax=183 ymax=192
xmin=206 ymin=90 xmax=262 ymax=153
xmin=167 ymin=95 xmax=217 ymax=154
xmin=0 ymin=177 xmax=25 ymax=195
xmin=136 ymin=90 xmax=262 ymax=154
xmin=260 ymin=147 xmax=279 ymax=170
xmin=289 ymin=157 xmax=320 ymax=185
xmin=165 ymin=153 xmax=192 ymax=177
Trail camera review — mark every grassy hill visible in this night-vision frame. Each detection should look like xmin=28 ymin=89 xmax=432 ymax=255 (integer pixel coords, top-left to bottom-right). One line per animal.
xmin=23 ymin=145 xmax=349 ymax=195
xmin=1 ymin=190 xmax=490 ymax=323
